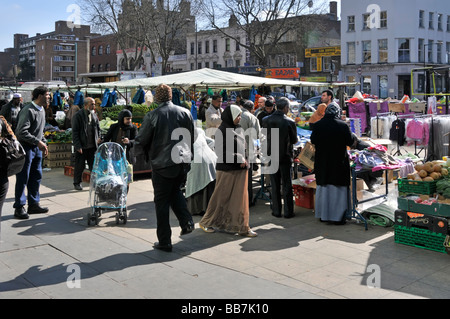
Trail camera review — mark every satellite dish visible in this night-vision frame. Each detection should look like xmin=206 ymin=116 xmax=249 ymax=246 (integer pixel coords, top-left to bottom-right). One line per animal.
xmin=308 ymin=0 xmax=313 ymax=8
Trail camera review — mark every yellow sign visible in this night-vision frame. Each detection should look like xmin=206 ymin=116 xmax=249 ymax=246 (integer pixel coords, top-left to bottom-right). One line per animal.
xmin=305 ymin=46 xmax=341 ymax=58
xmin=300 ymin=77 xmax=328 ymax=82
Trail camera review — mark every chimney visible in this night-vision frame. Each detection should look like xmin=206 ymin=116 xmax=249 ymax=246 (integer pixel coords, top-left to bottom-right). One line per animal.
xmin=229 ymin=15 xmax=238 ymax=28
xmin=330 ymin=1 xmax=338 ymax=19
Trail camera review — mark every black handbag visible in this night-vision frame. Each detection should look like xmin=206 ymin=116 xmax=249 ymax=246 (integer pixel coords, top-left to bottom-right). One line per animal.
xmin=0 ymin=116 xmax=25 ymax=177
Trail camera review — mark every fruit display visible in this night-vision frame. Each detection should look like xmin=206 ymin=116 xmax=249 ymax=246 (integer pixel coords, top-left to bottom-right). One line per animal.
xmin=436 ymin=160 xmax=450 ymax=199
xmin=407 ymin=161 xmax=448 ymax=182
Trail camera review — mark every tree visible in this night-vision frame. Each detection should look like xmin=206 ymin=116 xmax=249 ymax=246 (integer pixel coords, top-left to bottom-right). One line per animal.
xmin=202 ymin=0 xmax=327 ymax=66
xmin=127 ymin=0 xmax=201 ymax=75
xmin=18 ymin=58 xmax=35 ymax=81
xmin=78 ymin=0 xmax=145 ymax=71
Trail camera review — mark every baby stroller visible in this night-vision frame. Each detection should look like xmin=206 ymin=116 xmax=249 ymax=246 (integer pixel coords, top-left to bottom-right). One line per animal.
xmin=87 ymin=142 xmax=129 ymax=226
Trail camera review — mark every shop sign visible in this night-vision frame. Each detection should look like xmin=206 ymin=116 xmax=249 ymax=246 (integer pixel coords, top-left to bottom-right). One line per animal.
xmin=305 ymin=46 xmax=341 ymax=58
xmin=265 ymin=68 xmax=300 ymax=79
xmin=300 ymin=76 xmax=328 ymax=82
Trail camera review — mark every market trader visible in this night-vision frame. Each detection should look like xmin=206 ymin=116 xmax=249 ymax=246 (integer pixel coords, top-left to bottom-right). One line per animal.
xmin=0 ymin=93 xmax=23 ymax=131
xmin=135 ymin=84 xmax=195 ymax=252
xmin=72 ymin=97 xmax=101 ymax=191
xmin=13 ymin=87 xmax=49 ymax=219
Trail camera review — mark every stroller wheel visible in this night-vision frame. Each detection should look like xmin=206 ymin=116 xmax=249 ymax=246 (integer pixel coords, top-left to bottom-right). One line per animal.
xmin=87 ymin=212 xmax=92 ymax=226
xmin=115 ymin=212 xmax=120 ymax=225
xmin=122 ymin=210 xmax=127 ymax=225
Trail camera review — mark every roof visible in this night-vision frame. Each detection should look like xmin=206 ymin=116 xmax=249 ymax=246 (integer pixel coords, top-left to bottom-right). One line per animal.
xmin=70 ymin=68 xmax=333 ymax=90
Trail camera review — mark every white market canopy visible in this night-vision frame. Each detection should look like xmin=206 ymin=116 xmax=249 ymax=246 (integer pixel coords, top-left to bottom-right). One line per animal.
xmin=71 ymin=68 xmax=337 ymax=91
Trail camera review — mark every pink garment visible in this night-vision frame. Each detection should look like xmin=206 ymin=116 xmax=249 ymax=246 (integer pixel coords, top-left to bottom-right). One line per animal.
xmin=406 ymin=119 xmax=424 ymax=140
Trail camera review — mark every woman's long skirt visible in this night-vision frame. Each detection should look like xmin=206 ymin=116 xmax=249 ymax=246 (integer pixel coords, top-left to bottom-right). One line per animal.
xmin=315 ymin=185 xmax=350 ymax=222
xmin=200 ymin=170 xmax=250 ymax=234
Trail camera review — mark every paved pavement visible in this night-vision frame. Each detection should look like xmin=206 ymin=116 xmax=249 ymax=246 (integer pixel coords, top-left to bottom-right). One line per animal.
xmin=1 ymin=166 xmax=450 ymax=301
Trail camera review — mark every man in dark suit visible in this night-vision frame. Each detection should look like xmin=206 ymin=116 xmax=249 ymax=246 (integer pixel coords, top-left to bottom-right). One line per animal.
xmin=136 ymin=84 xmax=195 ymax=252
xmin=262 ymin=97 xmax=298 ymax=219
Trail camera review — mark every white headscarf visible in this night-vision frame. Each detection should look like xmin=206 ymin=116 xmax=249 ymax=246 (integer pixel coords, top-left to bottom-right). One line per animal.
xmin=230 ymin=104 xmax=242 ymax=121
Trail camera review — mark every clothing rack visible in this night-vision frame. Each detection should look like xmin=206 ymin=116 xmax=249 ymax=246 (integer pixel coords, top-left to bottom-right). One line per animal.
xmin=390 ymin=113 xmax=413 ymax=156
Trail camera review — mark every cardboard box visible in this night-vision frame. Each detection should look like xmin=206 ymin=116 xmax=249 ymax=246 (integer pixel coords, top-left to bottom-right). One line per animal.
xmin=388 ymin=103 xmax=406 ymax=113
xmin=297 ymin=142 xmax=315 ymax=170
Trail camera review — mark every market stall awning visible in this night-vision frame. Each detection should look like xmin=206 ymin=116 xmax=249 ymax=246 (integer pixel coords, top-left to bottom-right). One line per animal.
xmin=70 ymin=68 xmax=332 ymax=90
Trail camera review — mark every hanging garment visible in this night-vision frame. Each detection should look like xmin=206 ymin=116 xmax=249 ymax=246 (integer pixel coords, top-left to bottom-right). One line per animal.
xmin=74 ymin=90 xmax=84 ymax=107
xmin=132 ymin=88 xmax=145 ymax=104
xmin=389 ymin=119 xmax=406 ymax=146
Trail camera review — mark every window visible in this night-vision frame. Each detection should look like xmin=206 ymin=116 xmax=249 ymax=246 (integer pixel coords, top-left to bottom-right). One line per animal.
xmin=347 ymin=42 xmax=356 ymax=64
xmin=197 ymin=62 xmax=202 ymax=69
xmin=419 ymin=10 xmax=425 ymax=28
xmin=428 ymin=40 xmax=434 ymax=63
xmin=106 ymin=45 xmax=111 ymax=55
xmin=310 ymin=57 xmax=319 ymax=72
xmin=380 ymin=11 xmax=387 ymax=28
xmin=236 ymin=37 xmax=240 ymax=51
xmin=190 ymin=42 xmax=194 ymax=55
xmin=235 ymin=59 xmax=241 ymax=67
xmin=198 ymin=41 xmax=202 ymax=55
xmin=205 ymin=40 xmax=210 ymax=54
xmin=348 ymin=15 xmax=355 ymax=31
xmin=91 ymin=46 xmax=96 ymax=56
xmin=98 ymin=45 xmax=103 ymax=55
xmin=105 ymin=63 xmax=110 ymax=71
xmin=398 ymin=38 xmax=410 ymax=63
xmin=225 ymin=38 xmax=230 ymax=52
xmin=378 ymin=75 xmax=388 ymax=98
xmin=437 ymin=42 xmax=442 ymax=63
xmin=98 ymin=64 xmax=103 ymax=72
xmin=418 ymin=39 xmax=425 ymax=62
xmin=438 ymin=14 xmax=443 ymax=31
xmin=322 ymin=56 xmax=331 ymax=71
xmin=362 ymin=40 xmax=371 ymax=63
xmin=91 ymin=64 xmax=96 ymax=72
xmin=447 ymin=16 xmax=450 ymax=32
xmin=363 ymin=13 xmax=370 ymax=30
xmin=213 ymin=40 xmax=217 ymax=53
xmin=429 ymin=12 xmax=434 ymax=29
xmin=362 ymin=76 xmax=372 ymax=94
xmin=378 ymin=39 xmax=388 ymax=63
xmin=205 ymin=61 xmax=210 ymax=68
xmin=447 ymin=43 xmax=450 ymax=63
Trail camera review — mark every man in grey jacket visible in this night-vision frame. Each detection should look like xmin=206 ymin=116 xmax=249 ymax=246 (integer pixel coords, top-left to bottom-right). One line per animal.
xmin=135 ymin=84 xmax=195 ymax=252
xmin=13 ymin=87 xmax=49 ymax=219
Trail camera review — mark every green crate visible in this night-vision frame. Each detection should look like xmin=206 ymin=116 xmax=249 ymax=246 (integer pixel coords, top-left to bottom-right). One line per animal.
xmin=398 ymin=178 xmax=437 ymax=195
xmin=394 ymin=225 xmax=447 ymax=253
xmin=397 ymin=196 xmax=450 ymax=218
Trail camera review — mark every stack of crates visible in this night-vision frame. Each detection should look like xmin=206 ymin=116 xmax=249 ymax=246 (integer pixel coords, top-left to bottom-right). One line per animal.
xmin=44 ymin=143 xmax=73 ymax=168
xmin=348 ymin=118 xmax=362 ymax=138
xmin=394 ymin=210 xmax=449 ymax=253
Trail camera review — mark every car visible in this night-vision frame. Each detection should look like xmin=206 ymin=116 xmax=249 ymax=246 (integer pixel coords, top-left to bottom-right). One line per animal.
xmin=300 ymin=96 xmax=321 ymax=112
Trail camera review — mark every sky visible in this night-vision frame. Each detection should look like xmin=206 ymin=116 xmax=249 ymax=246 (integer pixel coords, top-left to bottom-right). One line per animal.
xmin=0 ymin=0 xmax=341 ymax=52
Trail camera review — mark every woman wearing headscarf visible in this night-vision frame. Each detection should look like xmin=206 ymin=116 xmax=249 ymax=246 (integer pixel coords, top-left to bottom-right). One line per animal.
xmin=199 ymin=105 xmax=257 ymax=237
xmin=310 ymin=104 xmax=355 ymax=225
xmin=101 ymin=108 xmax=137 ymax=166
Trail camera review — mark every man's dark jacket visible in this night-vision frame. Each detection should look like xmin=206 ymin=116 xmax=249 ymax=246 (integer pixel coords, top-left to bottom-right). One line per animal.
xmin=262 ymin=110 xmax=298 ymax=164
xmin=135 ymin=101 xmax=194 ymax=172
xmin=72 ymin=108 xmax=100 ymax=151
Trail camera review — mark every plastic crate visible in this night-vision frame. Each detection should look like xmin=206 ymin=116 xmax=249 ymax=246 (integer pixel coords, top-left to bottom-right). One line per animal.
xmin=43 ymin=159 xmax=71 ymax=168
xmin=398 ymin=178 xmax=437 ymax=195
xmin=394 ymin=225 xmax=447 ymax=253
xmin=394 ymin=210 xmax=448 ymax=235
xmin=293 ymin=185 xmax=315 ymax=209
xmin=397 ymin=196 xmax=450 ymax=218
xmin=47 ymin=143 xmax=72 ymax=153
xmin=47 ymin=151 xmax=72 ymax=161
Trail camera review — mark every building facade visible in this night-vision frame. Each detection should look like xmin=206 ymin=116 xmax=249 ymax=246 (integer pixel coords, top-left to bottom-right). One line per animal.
xmin=341 ymin=0 xmax=450 ymax=99
xmin=16 ymin=21 xmax=99 ymax=84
